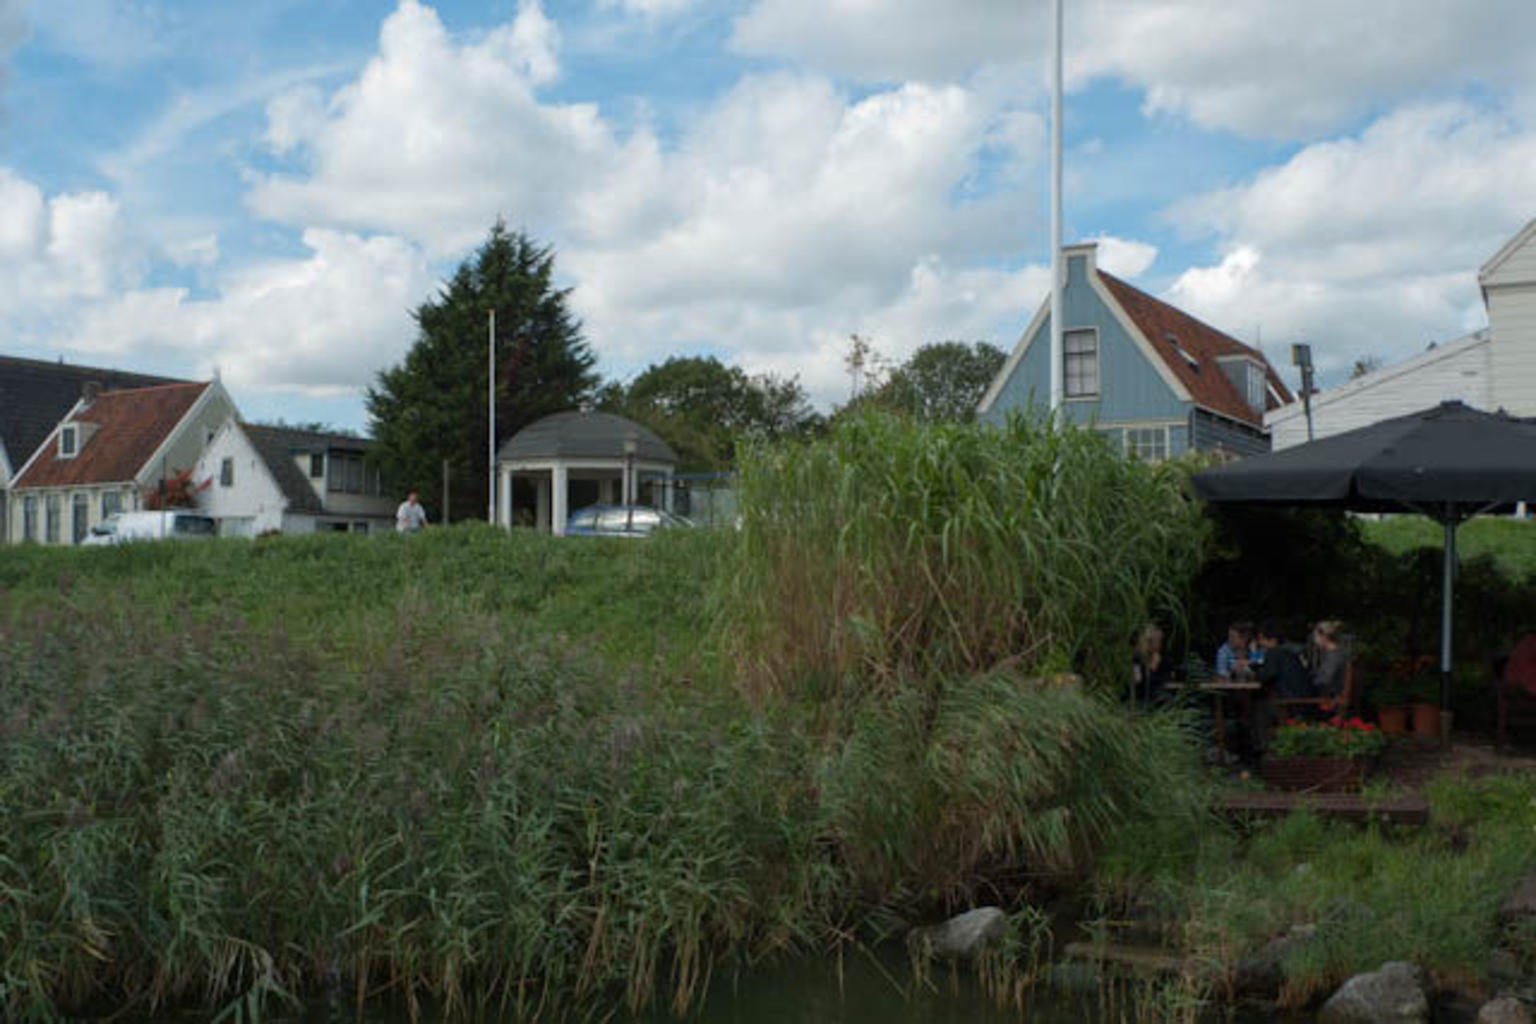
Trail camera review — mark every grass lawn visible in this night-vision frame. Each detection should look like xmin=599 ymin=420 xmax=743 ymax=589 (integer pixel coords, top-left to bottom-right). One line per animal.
xmin=1361 ymin=515 xmax=1536 ymax=578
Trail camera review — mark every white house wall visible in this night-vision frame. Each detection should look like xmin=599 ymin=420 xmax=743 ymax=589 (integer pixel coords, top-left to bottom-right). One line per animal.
xmin=1267 ymin=335 xmax=1492 ymax=450
xmin=1488 ymin=284 xmax=1536 ymax=415
xmin=194 ymin=423 xmax=288 ymax=536
xmin=135 ymin=386 xmax=238 ymax=489
xmin=8 ymin=482 xmax=140 ymax=545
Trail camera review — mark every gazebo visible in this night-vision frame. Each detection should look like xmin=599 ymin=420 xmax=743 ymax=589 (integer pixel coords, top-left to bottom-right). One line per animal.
xmin=495 ymin=410 xmax=679 ymax=535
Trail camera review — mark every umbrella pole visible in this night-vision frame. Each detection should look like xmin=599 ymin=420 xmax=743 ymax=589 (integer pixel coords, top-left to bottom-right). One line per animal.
xmin=1440 ymin=508 xmax=1457 ymax=729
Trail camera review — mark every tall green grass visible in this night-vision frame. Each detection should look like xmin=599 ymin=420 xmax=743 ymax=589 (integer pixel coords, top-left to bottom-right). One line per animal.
xmin=0 ymin=518 xmax=1212 ymax=1019
xmin=723 ymin=411 xmax=1206 ymax=696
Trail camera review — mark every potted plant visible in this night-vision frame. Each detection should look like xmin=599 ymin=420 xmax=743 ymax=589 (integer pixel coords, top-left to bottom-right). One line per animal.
xmin=1262 ymin=717 xmax=1387 ymax=792
xmin=1371 ymin=676 xmax=1411 ymax=734
xmin=1408 ymin=674 xmax=1441 ymax=738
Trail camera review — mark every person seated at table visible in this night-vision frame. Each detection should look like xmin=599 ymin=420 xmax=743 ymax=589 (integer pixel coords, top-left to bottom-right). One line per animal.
xmin=1255 ymin=620 xmax=1312 ymax=698
xmin=1215 ymin=620 xmax=1261 ymax=679
xmin=1310 ymin=619 xmax=1349 ymax=700
xmin=1132 ymin=623 xmax=1172 ymax=703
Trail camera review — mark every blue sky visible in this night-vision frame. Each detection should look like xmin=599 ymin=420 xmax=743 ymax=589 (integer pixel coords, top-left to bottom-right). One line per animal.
xmin=3 ymin=0 xmax=1536 ymax=430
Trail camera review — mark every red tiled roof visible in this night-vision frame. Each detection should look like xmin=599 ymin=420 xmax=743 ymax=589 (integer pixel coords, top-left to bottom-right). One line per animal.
xmin=1098 ymin=272 xmax=1294 ymax=426
xmin=13 ymin=382 xmax=209 ymax=489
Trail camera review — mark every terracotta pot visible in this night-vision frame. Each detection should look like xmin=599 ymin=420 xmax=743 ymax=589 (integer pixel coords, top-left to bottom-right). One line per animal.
xmin=1411 ymin=702 xmax=1441 ymax=737
xmin=1260 ymin=756 xmax=1365 ymax=793
xmin=1377 ymin=706 xmax=1408 ymax=734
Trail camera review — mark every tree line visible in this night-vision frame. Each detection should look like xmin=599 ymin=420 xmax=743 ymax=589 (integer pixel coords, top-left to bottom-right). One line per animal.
xmin=367 ymin=223 xmax=1006 ymax=521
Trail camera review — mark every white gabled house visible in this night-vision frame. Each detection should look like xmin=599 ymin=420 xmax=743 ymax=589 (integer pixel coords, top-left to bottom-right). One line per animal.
xmin=1268 ymin=218 xmax=1536 ymax=449
xmin=195 ymin=422 xmax=395 ymax=536
xmin=8 ymin=380 xmax=237 ymax=545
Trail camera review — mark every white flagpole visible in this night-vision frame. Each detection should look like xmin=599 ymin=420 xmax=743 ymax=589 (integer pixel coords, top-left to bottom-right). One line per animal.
xmin=488 ymin=307 xmax=497 ymax=524
xmin=1049 ymin=0 xmax=1064 ymax=414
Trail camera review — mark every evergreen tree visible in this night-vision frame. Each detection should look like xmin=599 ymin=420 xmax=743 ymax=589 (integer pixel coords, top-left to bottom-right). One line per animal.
xmin=367 ymin=223 xmax=597 ymax=521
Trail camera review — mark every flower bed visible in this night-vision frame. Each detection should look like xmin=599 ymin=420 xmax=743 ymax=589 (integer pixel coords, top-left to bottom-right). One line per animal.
xmin=1262 ymin=717 xmax=1385 ymax=793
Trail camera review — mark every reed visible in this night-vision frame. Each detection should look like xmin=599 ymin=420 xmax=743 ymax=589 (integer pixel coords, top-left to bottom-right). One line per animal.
xmin=0 ymin=462 xmax=1211 ymax=1020
xmin=722 ymin=410 xmax=1206 ymax=697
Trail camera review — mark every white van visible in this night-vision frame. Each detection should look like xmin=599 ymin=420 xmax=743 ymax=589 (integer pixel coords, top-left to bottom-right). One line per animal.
xmin=83 ymin=510 xmax=218 ymax=546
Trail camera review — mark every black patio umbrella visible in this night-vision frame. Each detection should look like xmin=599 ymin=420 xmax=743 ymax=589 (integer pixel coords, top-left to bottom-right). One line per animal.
xmin=1190 ymin=400 xmax=1536 ymax=711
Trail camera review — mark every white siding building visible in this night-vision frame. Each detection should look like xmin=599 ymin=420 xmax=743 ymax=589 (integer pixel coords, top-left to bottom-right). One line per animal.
xmin=195 ymin=421 xmax=395 ymax=536
xmin=1267 ymin=219 xmax=1536 ymax=449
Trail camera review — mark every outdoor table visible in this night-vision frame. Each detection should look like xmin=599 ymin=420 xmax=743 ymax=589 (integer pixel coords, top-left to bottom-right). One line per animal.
xmin=1165 ymin=680 xmax=1262 ymax=755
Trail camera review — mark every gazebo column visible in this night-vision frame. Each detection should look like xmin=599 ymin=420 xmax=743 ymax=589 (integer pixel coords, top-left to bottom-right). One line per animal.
xmin=662 ymin=469 xmax=676 ymax=512
xmin=552 ymin=463 xmax=569 ymax=536
xmin=536 ymin=475 xmax=550 ymax=531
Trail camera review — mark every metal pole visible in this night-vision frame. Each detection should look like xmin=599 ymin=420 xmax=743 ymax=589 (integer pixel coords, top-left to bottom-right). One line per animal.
xmin=488 ymin=308 xmax=496 ymax=524
xmin=1440 ymin=508 xmax=1456 ymax=715
xmin=1302 ymin=363 xmax=1315 ymax=442
xmin=1048 ymin=0 xmax=1064 ymax=414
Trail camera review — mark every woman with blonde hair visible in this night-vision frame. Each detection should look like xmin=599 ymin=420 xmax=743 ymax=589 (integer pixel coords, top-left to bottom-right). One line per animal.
xmin=1132 ymin=623 xmax=1170 ymax=704
xmin=1311 ymin=619 xmax=1349 ymax=700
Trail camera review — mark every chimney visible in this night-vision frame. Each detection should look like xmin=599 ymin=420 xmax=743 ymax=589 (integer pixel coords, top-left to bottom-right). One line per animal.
xmin=82 ymin=380 xmax=103 ymax=405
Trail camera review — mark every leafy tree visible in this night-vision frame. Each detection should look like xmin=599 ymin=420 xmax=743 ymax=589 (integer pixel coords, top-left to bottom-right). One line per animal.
xmin=600 ymin=356 xmax=821 ymax=470
xmin=841 ymin=341 xmax=1007 ymax=423
xmin=367 ymin=223 xmax=597 ymax=520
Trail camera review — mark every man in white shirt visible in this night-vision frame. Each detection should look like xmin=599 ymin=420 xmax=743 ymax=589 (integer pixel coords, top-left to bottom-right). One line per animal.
xmin=396 ymin=491 xmax=429 ymax=533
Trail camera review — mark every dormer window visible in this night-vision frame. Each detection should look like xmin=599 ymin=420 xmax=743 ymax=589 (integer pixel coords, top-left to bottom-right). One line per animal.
xmin=59 ymin=425 xmax=78 ymax=459
xmin=1246 ymin=364 xmax=1266 ymax=410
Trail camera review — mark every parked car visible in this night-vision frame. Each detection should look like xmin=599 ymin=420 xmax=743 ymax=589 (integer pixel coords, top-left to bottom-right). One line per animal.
xmin=565 ymin=504 xmax=693 ymax=538
xmin=82 ymin=510 xmax=218 ymax=546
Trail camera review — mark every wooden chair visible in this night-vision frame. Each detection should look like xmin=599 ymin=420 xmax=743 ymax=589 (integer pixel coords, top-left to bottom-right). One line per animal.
xmin=1274 ymin=659 xmax=1355 ymax=719
xmin=1496 ymin=635 xmax=1536 ymax=750
xmin=1273 ymin=636 xmax=1356 ymax=719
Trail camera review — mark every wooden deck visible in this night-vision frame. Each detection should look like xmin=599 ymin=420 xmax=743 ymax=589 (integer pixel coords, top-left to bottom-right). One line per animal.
xmin=1216 ymin=791 xmax=1430 ymax=824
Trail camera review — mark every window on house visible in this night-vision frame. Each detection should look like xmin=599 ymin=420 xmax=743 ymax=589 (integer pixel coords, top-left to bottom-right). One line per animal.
xmin=220 ymin=457 xmax=234 ymax=487
xmin=1247 ymin=363 xmax=1266 ymax=410
xmin=309 ymin=453 xmax=325 ymax=478
xmin=1064 ymin=329 xmax=1099 ymax=398
xmin=328 ymin=451 xmax=367 ymax=494
xmin=59 ymin=426 xmax=78 ymax=458
xmin=71 ymin=494 xmax=88 ymax=544
xmin=23 ymin=496 xmax=37 ymax=542
xmin=101 ymin=490 xmax=122 ymax=521
xmin=1125 ymin=427 xmax=1169 ymax=463
xmin=45 ymin=495 xmax=61 ymax=543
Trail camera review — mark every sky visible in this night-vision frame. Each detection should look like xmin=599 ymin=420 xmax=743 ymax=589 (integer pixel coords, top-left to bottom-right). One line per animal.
xmin=3 ymin=0 xmax=1536 ymax=431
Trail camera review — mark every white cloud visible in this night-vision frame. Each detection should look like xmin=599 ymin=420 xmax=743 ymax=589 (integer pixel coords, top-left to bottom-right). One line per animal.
xmin=1165 ymin=103 xmax=1536 ymax=379
xmin=249 ymin=0 xmax=605 ymax=257
xmin=731 ymin=0 xmax=1536 ymax=138
xmin=598 ymin=0 xmax=697 ymax=16
xmin=243 ymin=2 xmax=1046 ymax=407
xmin=1091 ymin=234 xmax=1156 ymax=279
xmin=71 ymin=230 xmax=435 ymax=396
xmin=26 ymin=0 xmax=173 ymax=71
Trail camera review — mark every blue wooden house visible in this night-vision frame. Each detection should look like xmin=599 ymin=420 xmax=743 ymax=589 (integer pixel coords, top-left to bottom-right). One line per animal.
xmin=978 ymin=243 xmax=1292 ymax=458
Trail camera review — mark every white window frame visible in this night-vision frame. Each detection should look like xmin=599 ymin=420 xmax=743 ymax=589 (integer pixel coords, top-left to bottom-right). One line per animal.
xmin=59 ymin=425 xmax=78 ymax=459
xmin=1063 ymin=328 xmax=1100 ymax=400
xmin=1124 ymin=425 xmax=1170 ymax=463
xmin=1246 ymin=363 xmax=1265 ymax=410
xmin=220 ymin=457 xmax=235 ymax=487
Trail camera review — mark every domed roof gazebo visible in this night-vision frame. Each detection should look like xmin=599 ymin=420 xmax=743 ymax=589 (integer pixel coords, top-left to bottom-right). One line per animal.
xmin=495 ymin=410 xmax=679 ymax=534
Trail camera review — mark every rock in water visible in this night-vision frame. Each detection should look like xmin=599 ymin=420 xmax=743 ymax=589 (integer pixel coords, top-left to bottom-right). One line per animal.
xmin=1477 ymin=997 xmax=1533 ymax=1024
xmin=908 ymin=907 xmax=1008 ymax=958
xmin=1317 ymin=961 xmax=1430 ymax=1023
